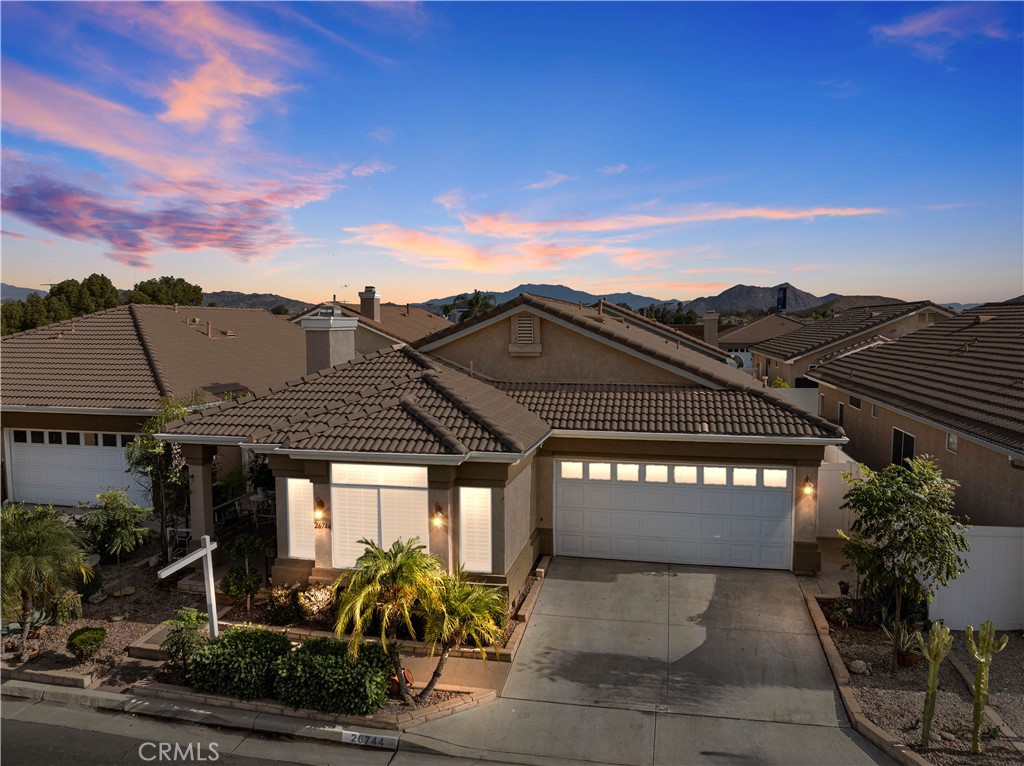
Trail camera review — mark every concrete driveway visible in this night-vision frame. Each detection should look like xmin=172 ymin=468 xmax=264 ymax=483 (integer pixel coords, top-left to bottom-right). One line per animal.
xmin=405 ymin=558 xmax=893 ymax=766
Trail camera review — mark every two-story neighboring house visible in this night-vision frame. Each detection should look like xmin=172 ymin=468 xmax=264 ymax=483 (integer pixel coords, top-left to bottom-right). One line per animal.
xmin=807 ymin=297 xmax=1024 ymax=528
xmin=749 ymin=302 xmax=955 ymax=387
xmin=163 ymin=294 xmax=846 ymax=598
xmin=718 ymin=314 xmax=806 ymax=370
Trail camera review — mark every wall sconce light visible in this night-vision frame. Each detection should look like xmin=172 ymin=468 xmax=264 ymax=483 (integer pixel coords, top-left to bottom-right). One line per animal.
xmin=431 ymin=503 xmax=446 ymax=529
xmin=314 ymin=496 xmax=331 ymax=529
xmin=802 ymin=476 xmax=815 ymax=496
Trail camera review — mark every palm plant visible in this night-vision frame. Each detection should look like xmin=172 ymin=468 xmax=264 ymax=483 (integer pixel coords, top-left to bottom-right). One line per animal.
xmin=1 ymin=504 xmax=93 ymax=661
xmin=77 ymin=489 xmax=152 ymax=601
xmin=460 ymin=290 xmax=496 ymax=322
xmin=417 ymin=566 xmax=506 ymax=703
xmin=334 ymin=538 xmax=443 ymax=706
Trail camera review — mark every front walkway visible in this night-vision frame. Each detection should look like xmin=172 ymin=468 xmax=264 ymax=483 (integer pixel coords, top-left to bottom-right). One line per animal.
xmin=405 ymin=557 xmax=894 ymax=766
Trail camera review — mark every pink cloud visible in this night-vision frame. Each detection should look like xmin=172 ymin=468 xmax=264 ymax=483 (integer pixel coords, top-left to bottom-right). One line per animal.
xmin=2 ymin=174 xmax=301 ymax=267
xmin=525 ymin=171 xmax=570 ymax=190
xmin=920 ymin=201 xmax=979 ymax=211
xmin=369 ymin=126 xmax=396 ymax=143
xmin=598 ymin=164 xmax=628 ymax=176
xmin=682 ymin=267 xmax=777 ymax=275
xmin=434 ymin=189 xmax=465 ymax=211
xmin=873 ymin=4 xmax=1016 ymax=61
xmin=2 ymin=230 xmax=53 ymax=245
xmin=343 ymin=223 xmax=597 ymax=273
xmin=459 ymin=205 xmax=884 ymax=239
xmin=351 ymin=161 xmax=395 ymax=177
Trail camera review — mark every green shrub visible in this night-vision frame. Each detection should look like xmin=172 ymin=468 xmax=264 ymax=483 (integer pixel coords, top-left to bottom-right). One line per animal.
xmin=268 ymin=582 xmax=303 ymax=626
xmin=221 ymin=565 xmax=262 ymax=613
xmin=67 ymin=627 xmax=106 ymax=663
xmin=298 ymin=582 xmax=336 ymax=624
xmin=274 ymin=638 xmax=391 ymax=715
xmin=161 ymin=607 xmax=208 ymax=672
xmin=55 ymin=588 xmax=83 ymax=625
xmin=770 ymin=377 xmax=790 ymax=389
xmin=188 ymin=627 xmax=291 ymax=700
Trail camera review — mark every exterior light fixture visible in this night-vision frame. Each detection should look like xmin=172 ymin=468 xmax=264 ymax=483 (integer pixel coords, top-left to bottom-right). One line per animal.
xmin=431 ymin=504 xmax=446 ymax=529
xmin=313 ymin=496 xmax=330 ymax=528
xmin=802 ymin=476 xmax=815 ymax=496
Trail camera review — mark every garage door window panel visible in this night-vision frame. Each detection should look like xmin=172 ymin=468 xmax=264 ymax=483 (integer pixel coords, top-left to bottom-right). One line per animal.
xmin=703 ymin=467 xmax=728 ymax=486
xmin=588 ymin=463 xmax=611 ymax=481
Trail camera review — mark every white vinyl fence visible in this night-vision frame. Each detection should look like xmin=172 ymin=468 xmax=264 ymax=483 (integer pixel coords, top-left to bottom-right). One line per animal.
xmin=817 ymin=446 xmax=860 ymax=538
xmin=929 ymin=527 xmax=1024 ymax=631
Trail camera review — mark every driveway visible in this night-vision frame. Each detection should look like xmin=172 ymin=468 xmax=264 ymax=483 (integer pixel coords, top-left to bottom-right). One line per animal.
xmin=405 ymin=558 xmax=893 ymax=766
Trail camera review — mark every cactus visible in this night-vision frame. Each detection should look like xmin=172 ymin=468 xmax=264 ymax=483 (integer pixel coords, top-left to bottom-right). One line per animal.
xmin=916 ymin=622 xmax=953 ymax=748
xmin=965 ymin=621 xmax=1009 ymax=755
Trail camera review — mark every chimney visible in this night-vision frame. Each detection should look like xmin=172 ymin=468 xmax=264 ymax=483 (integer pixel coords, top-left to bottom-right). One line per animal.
xmin=359 ymin=286 xmax=381 ymax=323
xmin=299 ymin=304 xmax=359 ymax=374
xmin=703 ymin=310 xmax=719 ymax=346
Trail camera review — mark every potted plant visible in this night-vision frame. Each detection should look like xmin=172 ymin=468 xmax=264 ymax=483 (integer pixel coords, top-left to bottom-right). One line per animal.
xmin=838 ymin=580 xmax=850 ymax=596
xmin=883 ymin=619 xmax=922 ymax=667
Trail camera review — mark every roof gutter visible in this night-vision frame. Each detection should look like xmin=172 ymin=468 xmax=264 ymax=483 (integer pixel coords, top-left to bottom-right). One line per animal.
xmin=3 ymin=405 xmax=161 ymax=416
xmin=154 ymin=433 xmax=249 ymax=446
xmin=550 ymin=429 xmax=847 ymax=446
xmin=268 ymin=447 xmax=468 ymax=465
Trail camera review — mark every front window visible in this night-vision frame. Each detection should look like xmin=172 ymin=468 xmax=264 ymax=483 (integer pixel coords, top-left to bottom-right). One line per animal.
xmin=459 ymin=487 xmax=492 ymax=573
xmin=892 ymin=428 xmax=915 ymax=466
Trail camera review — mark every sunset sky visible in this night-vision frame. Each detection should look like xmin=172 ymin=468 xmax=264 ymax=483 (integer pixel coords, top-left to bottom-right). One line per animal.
xmin=1 ymin=2 xmax=1021 ymax=305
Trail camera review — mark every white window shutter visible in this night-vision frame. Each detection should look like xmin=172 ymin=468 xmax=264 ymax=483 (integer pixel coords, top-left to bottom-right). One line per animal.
xmin=459 ymin=487 xmax=492 ymax=573
xmin=286 ymin=479 xmax=316 ymax=560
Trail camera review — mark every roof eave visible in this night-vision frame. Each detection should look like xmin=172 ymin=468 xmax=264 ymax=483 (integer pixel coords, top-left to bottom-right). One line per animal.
xmin=4 ymin=405 xmax=161 ymax=416
xmin=155 ymin=432 xmax=249 ymax=445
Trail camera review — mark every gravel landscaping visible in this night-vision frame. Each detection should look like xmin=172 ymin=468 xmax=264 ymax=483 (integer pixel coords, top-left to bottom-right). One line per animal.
xmin=2 ymin=559 xmax=203 ymax=679
xmin=830 ymin=620 xmax=1023 ymax=766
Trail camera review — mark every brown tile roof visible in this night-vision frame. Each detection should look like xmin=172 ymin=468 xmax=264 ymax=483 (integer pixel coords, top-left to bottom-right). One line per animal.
xmin=163 ymin=346 xmax=551 ymax=456
xmin=807 ymin=297 xmax=1024 ymax=456
xmin=750 ymin=302 xmax=952 ymax=362
xmin=719 ymin=314 xmax=807 ymax=346
xmin=415 ymin=293 xmax=761 ymax=390
xmin=1 ymin=305 xmax=306 ymax=410
xmin=495 ymin=382 xmax=842 ymax=438
xmin=292 ymin=302 xmax=451 ymax=343
xmin=596 ymin=301 xmax=736 ymax=363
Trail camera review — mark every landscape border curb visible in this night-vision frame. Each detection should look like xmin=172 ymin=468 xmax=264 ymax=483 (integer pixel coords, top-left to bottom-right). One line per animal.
xmin=805 ymin=594 xmax=935 ymax=766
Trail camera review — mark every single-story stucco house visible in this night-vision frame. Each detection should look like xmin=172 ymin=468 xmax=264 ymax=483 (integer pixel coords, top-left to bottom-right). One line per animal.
xmin=162 ymin=294 xmax=847 ymax=595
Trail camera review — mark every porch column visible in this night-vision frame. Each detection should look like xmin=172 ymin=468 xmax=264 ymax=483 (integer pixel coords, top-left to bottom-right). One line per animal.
xmin=181 ymin=444 xmax=216 ymax=551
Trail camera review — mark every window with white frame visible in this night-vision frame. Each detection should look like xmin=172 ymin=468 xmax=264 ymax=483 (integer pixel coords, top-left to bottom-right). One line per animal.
xmin=946 ymin=432 xmax=958 ymax=453
xmin=286 ymin=478 xmax=316 ymax=560
xmin=330 ymin=464 xmax=429 ymax=568
xmin=459 ymin=487 xmax=492 ymax=573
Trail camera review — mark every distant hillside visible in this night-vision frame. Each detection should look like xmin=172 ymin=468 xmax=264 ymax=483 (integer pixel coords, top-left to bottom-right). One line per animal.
xmin=1 ymin=283 xmax=46 ymax=303
xmin=420 ymin=283 xmax=666 ymax=312
xmin=204 ymin=291 xmax=313 ymax=313
xmin=942 ymin=302 xmax=981 ymax=313
xmin=680 ymin=284 xmax=837 ymax=315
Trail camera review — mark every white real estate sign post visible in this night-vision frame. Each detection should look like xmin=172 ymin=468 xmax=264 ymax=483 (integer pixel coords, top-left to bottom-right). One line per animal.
xmin=157 ymin=535 xmax=220 ymax=639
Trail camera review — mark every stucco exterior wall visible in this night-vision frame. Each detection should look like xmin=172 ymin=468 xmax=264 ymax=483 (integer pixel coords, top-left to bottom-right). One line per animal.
xmin=355 ymin=324 xmax=396 ymax=356
xmin=430 ymin=314 xmax=694 ymax=384
xmin=819 ymin=386 xmax=1024 ymax=527
xmin=753 ymin=310 xmax=946 ymax=387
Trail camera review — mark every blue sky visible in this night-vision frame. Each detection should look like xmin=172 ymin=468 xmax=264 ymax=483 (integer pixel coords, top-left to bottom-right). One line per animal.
xmin=1 ymin=2 xmax=1021 ymax=304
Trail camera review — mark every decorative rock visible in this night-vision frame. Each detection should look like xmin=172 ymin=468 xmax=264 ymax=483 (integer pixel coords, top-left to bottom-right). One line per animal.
xmin=148 ymin=556 xmax=159 ymax=567
xmin=939 ymin=731 xmax=956 ymax=741
xmin=85 ymin=554 xmax=101 ymax=568
xmin=112 ymin=586 xmax=136 ymax=598
xmin=109 ymin=615 xmax=126 ymax=622
xmin=849 ymin=660 xmax=870 ymax=675
xmin=87 ymin=591 xmax=108 ymax=605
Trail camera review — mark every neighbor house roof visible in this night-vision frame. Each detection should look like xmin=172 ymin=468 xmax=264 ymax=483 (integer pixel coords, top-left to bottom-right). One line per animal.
xmin=291 ymin=301 xmax=451 ymax=344
xmin=495 ymin=382 xmax=842 ymax=439
xmin=719 ymin=314 xmax=806 ymax=347
xmin=415 ymin=293 xmax=761 ymax=390
xmin=807 ymin=297 xmax=1024 ymax=457
xmin=1 ymin=305 xmax=306 ymax=411
xmin=750 ymin=302 xmax=953 ymax=362
xmin=162 ymin=346 xmax=551 ymax=457
xmin=595 ymin=300 xmax=736 ymax=363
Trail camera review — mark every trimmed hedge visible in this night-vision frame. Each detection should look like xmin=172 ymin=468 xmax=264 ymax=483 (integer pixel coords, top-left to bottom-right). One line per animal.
xmin=67 ymin=626 xmax=106 ymax=663
xmin=189 ymin=627 xmax=291 ymax=700
xmin=274 ymin=638 xmax=392 ymax=715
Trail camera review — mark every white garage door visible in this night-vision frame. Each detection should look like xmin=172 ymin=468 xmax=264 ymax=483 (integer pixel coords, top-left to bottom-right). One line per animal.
xmin=555 ymin=460 xmax=794 ymax=570
xmin=6 ymin=428 xmax=148 ymax=507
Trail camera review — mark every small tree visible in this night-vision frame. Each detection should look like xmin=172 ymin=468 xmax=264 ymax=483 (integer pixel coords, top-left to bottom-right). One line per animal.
xmin=1 ymin=504 xmax=93 ymax=661
xmin=417 ymin=567 xmax=506 ymax=702
xmin=77 ymin=490 xmax=153 ymax=600
xmin=224 ymin=532 xmax=267 ymax=613
xmin=770 ymin=377 xmax=790 ymax=388
xmin=161 ymin=607 xmax=209 ymax=674
xmin=126 ymin=398 xmax=190 ymax=565
xmin=839 ymin=456 xmax=969 ymax=671
xmin=334 ymin=538 xmax=443 ymax=706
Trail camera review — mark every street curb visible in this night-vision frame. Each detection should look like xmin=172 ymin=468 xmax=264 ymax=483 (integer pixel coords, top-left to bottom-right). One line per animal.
xmin=946 ymin=652 xmax=1024 ymax=758
xmin=805 ymin=594 xmax=935 ymax=766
